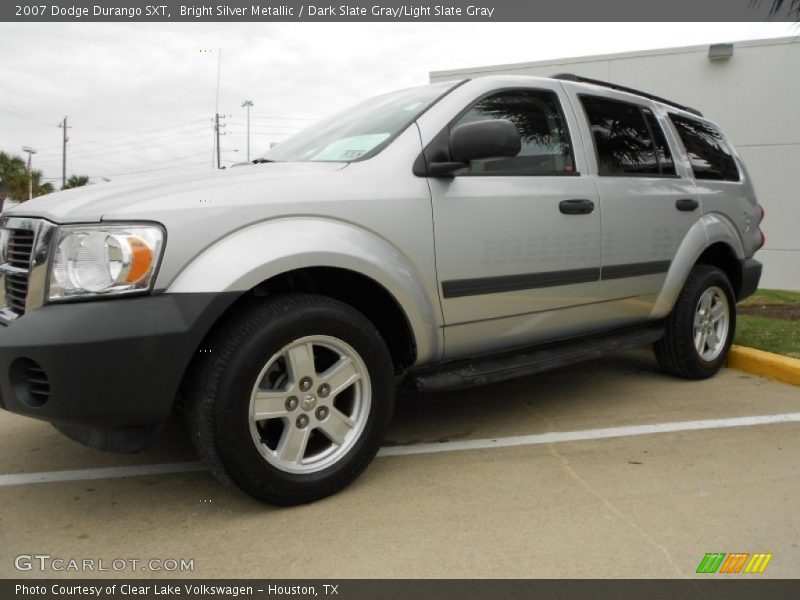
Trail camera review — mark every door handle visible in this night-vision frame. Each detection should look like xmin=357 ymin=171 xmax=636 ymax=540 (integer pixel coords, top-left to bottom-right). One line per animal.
xmin=676 ymin=198 xmax=699 ymax=212
xmin=559 ymin=199 xmax=595 ymax=215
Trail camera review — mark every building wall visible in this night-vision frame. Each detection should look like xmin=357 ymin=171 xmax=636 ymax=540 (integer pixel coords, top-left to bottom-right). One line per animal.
xmin=430 ymin=37 xmax=800 ymax=291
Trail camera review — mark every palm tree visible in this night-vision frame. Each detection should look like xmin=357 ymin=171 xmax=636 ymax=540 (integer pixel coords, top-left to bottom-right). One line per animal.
xmin=0 ymin=152 xmax=55 ymax=206
xmin=760 ymin=0 xmax=800 ymax=17
xmin=31 ymin=171 xmax=55 ymax=197
xmin=63 ymin=175 xmax=90 ymax=189
xmin=0 ymin=151 xmax=26 ymax=210
xmin=4 ymin=168 xmax=54 ymax=202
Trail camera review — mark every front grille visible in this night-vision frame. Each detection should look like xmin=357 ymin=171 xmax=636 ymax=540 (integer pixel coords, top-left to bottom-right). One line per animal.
xmin=3 ymin=228 xmax=35 ymax=316
xmin=7 ymin=229 xmax=34 ymax=268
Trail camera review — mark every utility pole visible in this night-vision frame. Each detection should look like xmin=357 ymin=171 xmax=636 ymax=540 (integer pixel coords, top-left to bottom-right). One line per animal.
xmin=57 ymin=116 xmax=70 ymax=189
xmin=22 ymin=146 xmax=37 ymax=201
xmin=211 ymin=126 xmax=216 ymax=168
xmin=241 ymin=100 xmax=253 ymax=162
xmin=212 ymin=47 xmax=224 ymax=169
xmin=215 ymin=113 xmax=226 ymax=169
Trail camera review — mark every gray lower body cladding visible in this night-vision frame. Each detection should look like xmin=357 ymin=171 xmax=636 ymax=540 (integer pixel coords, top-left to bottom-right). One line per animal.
xmin=738 ymin=258 xmax=762 ymax=301
xmin=0 ymin=291 xmax=240 ymax=433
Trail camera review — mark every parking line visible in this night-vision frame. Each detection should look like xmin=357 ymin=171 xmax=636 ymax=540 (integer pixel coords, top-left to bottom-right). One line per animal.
xmin=0 ymin=462 xmax=205 ymax=487
xmin=1 ymin=412 xmax=799 ymax=488
xmin=376 ymin=412 xmax=800 ymax=457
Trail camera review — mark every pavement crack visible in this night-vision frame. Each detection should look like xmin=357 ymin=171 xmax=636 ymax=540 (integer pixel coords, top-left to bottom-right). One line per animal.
xmin=546 ymin=442 xmax=687 ymax=579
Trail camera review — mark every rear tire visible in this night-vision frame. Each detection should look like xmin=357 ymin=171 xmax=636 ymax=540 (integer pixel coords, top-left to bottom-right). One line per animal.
xmin=654 ymin=265 xmax=736 ymax=380
xmin=186 ymin=294 xmax=395 ymax=506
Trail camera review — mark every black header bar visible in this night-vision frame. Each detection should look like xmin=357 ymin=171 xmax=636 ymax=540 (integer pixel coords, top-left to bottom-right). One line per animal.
xmin=2 ymin=0 xmax=797 ymax=22
xmin=4 ymin=579 xmax=800 ymax=600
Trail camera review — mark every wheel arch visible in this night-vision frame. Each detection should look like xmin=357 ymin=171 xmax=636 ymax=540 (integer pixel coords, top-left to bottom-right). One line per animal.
xmin=651 ymin=215 xmax=746 ymax=318
xmin=694 ymin=243 xmax=743 ymax=299
xmin=239 ymin=266 xmax=417 ymax=372
xmin=167 ymin=216 xmax=441 ymax=370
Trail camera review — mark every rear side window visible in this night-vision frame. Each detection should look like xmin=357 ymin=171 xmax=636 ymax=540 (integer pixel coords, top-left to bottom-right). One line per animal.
xmin=669 ymin=114 xmax=739 ymax=181
xmin=453 ymin=89 xmax=576 ymax=176
xmin=580 ymin=95 xmax=675 ymax=177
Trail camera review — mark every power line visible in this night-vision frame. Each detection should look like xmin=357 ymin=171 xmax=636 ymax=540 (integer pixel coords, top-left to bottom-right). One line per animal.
xmin=249 ymin=115 xmax=320 ymax=121
xmin=228 ymin=115 xmax=308 ymax=124
xmin=0 ymin=102 xmax=176 ymax=134
xmin=0 ymin=104 xmax=58 ymax=127
xmin=71 ymin=131 xmax=211 ymax=157
xmin=225 ymin=130 xmax=297 ymax=135
xmin=0 ymin=101 xmax=312 ymax=138
xmin=65 ymin=117 xmax=141 ymax=133
xmin=227 ymin=122 xmax=305 ymax=131
xmin=37 ymin=131 xmax=212 ymax=160
xmin=87 ymin=150 xmax=214 ymax=178
xmin=164 ymin=149 xmax=215 ymax=161
xmin=104 ymin=160 xmax=209 ymax=177
xmin=34 ymin=118 xmax=210 ymax=151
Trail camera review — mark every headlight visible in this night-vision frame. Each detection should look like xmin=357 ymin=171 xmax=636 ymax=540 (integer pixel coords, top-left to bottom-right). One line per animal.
xmin=48 ymin=224 xmax=165 ymax=301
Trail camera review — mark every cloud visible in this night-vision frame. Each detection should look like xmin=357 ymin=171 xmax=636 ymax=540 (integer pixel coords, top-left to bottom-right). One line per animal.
xmin=0 ymin=21 xmax=794 ymax=183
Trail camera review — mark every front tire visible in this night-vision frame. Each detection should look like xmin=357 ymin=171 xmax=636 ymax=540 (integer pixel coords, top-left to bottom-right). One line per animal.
xmin=654 ymin=265 xmax=736 ymax=380
xmin=187 ymin=294 xmax=395 ymax=505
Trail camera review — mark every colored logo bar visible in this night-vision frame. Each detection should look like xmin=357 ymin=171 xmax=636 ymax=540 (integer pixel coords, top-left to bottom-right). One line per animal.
xmin=696 ymin=553 xmax=772 ymax=574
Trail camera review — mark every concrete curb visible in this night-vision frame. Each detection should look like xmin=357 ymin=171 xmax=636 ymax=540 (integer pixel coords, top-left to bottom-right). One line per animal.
xmin=728 ymin=345 xmax=800 ymax=387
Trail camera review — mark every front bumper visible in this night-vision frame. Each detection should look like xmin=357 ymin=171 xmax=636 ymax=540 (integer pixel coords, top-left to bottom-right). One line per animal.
xmin=0 ymin=292 xmax=238 ymax=430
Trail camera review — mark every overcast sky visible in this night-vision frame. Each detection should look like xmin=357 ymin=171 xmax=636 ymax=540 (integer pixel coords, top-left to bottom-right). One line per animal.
xmin=0 ymin=22 xmax=796 ymax=184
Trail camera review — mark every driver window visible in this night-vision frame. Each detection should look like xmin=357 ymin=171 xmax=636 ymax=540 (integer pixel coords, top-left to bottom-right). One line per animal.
xmin=453 ymin=89 xmax=576 ymax=176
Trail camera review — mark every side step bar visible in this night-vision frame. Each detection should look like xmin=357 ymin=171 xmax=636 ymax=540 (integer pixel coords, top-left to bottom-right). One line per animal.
xmin=406 ymin=322 xmax=665 ymax=392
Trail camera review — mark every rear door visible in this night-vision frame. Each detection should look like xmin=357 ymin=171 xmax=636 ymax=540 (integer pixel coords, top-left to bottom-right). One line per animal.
xmin=668 ymin=113 xmax=755 ymax=252
xmin=566 ymin=88 xmax=700 ymax=327
xmin=427 ymin=81 xmax=602 ymax=358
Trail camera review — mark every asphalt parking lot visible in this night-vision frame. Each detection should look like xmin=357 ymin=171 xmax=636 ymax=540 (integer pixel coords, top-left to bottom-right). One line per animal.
xmin=0 ymin=349 xmax=798 ymax=579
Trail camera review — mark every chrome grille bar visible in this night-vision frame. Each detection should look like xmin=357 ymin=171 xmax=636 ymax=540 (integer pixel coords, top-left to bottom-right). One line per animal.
xmin=4 ymin=229 xmax=34 ymax=314
xmin=0 ymin=217 xmax=56 ymax=324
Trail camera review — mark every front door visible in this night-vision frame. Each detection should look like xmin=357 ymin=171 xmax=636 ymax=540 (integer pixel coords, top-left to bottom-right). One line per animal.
xmin=429 ymin=84 xmax=602 ymax=358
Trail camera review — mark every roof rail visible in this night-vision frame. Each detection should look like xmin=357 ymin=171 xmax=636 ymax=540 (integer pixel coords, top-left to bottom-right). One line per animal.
xmin=551 ymin=73 xmax=703 ymax=117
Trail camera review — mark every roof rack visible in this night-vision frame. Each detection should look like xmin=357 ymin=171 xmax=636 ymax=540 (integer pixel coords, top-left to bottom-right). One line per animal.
xmin=551 ymin=73 xmax=703 ymax=117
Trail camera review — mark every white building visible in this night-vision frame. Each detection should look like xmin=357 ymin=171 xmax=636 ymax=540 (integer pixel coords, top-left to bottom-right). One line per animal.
xmin=430 ymin=36 xmax=800 ymax=291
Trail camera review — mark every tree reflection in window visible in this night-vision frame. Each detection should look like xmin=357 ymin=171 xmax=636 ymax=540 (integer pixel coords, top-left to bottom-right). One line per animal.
xmin=581 ymin=96 xmax=662 ymax=176
xmin=670 ymin=115 xmax=739 ymax=181
xmin=453 ymin=90 xmax=576 ymax=175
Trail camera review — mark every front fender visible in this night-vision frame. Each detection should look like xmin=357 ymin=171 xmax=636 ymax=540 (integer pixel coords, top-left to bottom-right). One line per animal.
xmin=166 ymin=216 xmax=442 ymax=363
xmin=651 ymin=213 xmax=745 ymax=319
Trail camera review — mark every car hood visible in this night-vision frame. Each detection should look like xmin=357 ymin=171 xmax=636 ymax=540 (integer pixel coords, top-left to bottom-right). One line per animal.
xmin=4 ymin=162 xmax=347 ymax=223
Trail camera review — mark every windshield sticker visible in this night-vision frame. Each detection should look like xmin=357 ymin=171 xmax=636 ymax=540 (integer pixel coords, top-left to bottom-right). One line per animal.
xmin=311 ymin=134 xmax=390 ymax=161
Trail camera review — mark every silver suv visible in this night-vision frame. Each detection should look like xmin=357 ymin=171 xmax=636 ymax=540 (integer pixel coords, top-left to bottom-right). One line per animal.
xmin=0 ymin=74 xmax=763 ymax=505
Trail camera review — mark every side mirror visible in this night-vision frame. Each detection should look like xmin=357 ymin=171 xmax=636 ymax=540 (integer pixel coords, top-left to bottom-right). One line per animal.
xmin=422 ymin=119 xmax=521 ymax=177
xmin=450 ymin=119 xmax=521 ymax=164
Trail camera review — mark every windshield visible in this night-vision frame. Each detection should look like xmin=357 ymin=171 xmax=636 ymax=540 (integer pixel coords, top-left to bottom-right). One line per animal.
xmin=262 ymin=81 xmax=460 ymax=163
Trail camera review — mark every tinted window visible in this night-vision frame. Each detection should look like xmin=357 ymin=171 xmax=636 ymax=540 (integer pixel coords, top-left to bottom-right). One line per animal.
xmin=669 ymin=114 xmax=739 ymax=181
xmin=642 ymin=108 xmax=676 ymax=176
xmin=581 ymin=96 xmax=666 ymax=176
xmin=453 ymin=90 xmax=575 ymax=176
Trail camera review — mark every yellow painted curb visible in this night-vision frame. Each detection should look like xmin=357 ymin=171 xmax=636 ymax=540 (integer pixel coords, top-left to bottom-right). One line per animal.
xmin=728 ymin=345 xmax=800 ymax=387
